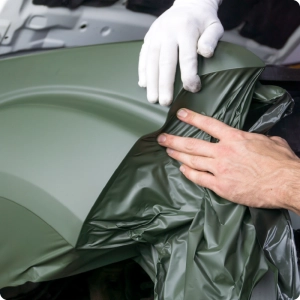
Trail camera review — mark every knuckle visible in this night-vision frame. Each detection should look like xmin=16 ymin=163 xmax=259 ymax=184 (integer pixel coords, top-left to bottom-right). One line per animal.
xmin=215 ymin=22 xmax=224 ymax=35
xmin=272 ymin=136 xmax=287 ymax=144
xmin=206 ymin=20 xmax=224 ymax=37
xmin=281 ymin=146 xmax=295 ymax=157
xmin=202 ymin=116 xmax=214 ymax=128
xmin=184 ymin=138 xmax=198 ymax=152
xmin=219 ymin=24 xmax=225 ymax=35
xmin=230 ymin=129 xmax=245 ymax=139
xmin=255 ymin=133 xmax=268 ymax=140
xmin=283 ymin=149 xmax=292 ymax=157
xmin=183 ymin=168 xmax=190 ymax=178
xmin=195 ymin=173 xmax=204 ymax=186
xmin=182 ymin=167 xmax=192 ymax=181
xmin=190 ymin=155 xmax=200 ymax=168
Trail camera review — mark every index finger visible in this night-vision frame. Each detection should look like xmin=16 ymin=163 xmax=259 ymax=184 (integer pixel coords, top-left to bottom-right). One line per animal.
xmin=178 ymin=29 xmax=201 ymax=93
xmin=176 ymin=109 xmax=237 ymax=140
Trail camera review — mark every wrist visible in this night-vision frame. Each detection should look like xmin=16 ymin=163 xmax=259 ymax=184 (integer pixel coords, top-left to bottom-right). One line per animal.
xmin=277 ymin=160 xmax=300 ymax=215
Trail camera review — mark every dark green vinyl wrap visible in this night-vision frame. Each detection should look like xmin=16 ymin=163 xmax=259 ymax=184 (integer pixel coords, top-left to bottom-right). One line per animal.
xmin=0 ymin=41 xmax=298 ymax=299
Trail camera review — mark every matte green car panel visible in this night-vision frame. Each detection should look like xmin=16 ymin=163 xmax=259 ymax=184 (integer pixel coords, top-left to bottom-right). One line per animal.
xmin=0 ymin=41 xmax=298 ymax=299
xmin=0 ymin=41 xmax=263 ymax=246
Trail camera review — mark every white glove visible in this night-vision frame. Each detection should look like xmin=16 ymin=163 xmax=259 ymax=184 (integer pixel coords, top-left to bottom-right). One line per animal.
xmin=138 ymin=0 xmax=224 ymax=106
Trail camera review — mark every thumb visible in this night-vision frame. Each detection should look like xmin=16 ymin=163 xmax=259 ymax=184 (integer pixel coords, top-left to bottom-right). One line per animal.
xmin=197 ymin=22 xmax=224 ymax=58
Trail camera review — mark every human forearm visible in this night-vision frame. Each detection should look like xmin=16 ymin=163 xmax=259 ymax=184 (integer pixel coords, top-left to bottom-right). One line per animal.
xmin=280 ymin=162 xmax=300 ymax=215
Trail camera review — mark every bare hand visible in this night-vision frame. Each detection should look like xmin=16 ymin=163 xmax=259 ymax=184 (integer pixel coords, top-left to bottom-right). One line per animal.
xmin=157 ymin=108 xmax=300 ymax=214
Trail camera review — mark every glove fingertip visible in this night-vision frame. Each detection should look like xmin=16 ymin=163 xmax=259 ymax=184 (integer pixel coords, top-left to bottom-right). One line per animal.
xmin=138 ymin=80 xmax=147 ymax=88
xmin=159 ymin=96 xmax=173 ymax=107
xmin=147 ymin=93 xmax=159 ymax=104
xmin=197 ymin=45 xmax=214 ymax=58
xmin=182 ymin=76 xmax=201 ymax=93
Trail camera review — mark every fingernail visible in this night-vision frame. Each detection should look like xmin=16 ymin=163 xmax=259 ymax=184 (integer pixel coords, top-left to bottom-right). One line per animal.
xmin=166 ymin=148 xmax=173 ymax=155
xmin=180 ymin=165 xmax=185 ymax=173
xmin=157 ymin=134 xmax=166 ymax=143
xmin=177 ymin=109 xmax=188 ymax=118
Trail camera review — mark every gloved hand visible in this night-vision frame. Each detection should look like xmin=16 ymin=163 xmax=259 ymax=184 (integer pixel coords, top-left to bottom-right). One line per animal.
xmin=138 ymin=0 xmax=224 ymax=106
